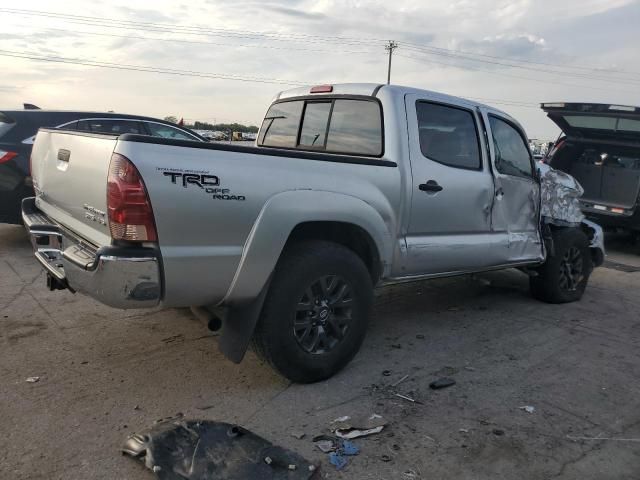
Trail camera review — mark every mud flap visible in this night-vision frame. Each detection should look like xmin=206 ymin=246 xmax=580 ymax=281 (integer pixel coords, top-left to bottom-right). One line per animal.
xmin=217 ymin=276 xmax=271 ymax=364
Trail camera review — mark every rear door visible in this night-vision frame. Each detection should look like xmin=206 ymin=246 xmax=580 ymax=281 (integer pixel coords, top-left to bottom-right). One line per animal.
xmin=480 ymin=110 xmax=543 ymax=263
xmin=403 ymin=94 xmax=495 ymax=275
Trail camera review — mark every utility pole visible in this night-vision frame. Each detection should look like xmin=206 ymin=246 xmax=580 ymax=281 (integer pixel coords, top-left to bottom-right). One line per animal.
xmin=385 ymin=40 xmax=398 ymax=85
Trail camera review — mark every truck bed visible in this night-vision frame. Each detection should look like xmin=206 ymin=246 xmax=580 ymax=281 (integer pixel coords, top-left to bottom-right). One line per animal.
xmin=29 ymin=129 xmax=401 ymax=308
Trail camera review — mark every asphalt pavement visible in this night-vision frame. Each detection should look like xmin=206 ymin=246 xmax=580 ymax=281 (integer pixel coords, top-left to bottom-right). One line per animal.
xmin=1 ymin=224 xmax=639 ymax=479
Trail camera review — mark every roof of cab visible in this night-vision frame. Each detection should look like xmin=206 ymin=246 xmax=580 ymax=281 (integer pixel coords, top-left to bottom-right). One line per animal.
xmin=275 ymin=83 xmax=515 ymax=122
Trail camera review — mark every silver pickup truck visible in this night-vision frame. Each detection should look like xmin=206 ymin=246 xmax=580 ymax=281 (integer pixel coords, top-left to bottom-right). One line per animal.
xmin=23 ymin=83 xmax=604 ymax=383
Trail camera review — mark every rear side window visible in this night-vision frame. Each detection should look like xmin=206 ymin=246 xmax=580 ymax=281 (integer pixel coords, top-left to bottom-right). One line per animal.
xmin=489 ymin=116 xmax=533 ymax=179
xmin=259 ymin=98 xmax=383 ymax=156
xmin=146 ymin=122 xmax=196 ymax=140
xmin=416 ymin=102 xmax=481 ymax=169
xmin=61 ymin=121 xmax=78 ymax=130
xmin=84 ymin=119 xmax=144 ymax=134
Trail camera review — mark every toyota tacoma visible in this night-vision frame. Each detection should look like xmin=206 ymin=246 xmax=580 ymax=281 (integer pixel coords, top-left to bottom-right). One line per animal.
xmin=23 ymin=83 xmax=604 ymax=383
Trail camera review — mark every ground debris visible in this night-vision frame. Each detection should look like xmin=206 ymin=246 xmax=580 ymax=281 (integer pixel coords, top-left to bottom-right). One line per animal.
xmin=25 ymin=376 xmax=40 ymax=383
xmin=330 ymin=414 xmax=387 ymax=439
xmin=429 ymin=378 xmax=456 ymax=390
xmin=519 ymin=405 xmax=535 ymax=414
xmin=313 ymin=435 xmax=359 ymax=470
xmin=122 ymin=419 xmax=315 ymax=479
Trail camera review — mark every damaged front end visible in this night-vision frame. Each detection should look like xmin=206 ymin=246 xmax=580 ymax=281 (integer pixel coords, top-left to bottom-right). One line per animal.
xmin=538 ymin=163 xmax=605 ymax=266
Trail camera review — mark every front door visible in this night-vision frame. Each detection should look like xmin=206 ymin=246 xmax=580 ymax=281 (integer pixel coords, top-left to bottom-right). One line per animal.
xmin=403 ymin=94 xmax=495 ymax=275
xmin=480 ymin=110 xmax=543 ymax=263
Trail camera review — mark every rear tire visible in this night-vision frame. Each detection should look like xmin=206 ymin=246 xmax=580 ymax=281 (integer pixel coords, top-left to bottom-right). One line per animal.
xmin=252 ymin=240 xmax=373 ymax=383
xmin=530 ymin=228 xmax=592 ymax=303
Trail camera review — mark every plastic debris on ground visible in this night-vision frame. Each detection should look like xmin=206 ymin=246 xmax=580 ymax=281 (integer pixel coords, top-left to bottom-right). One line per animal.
xmin=122 ymin=419 xmax=316 ymax=479
xmin=519 ymin=405 xmax=535 ymax=413
xmin=313 ymin=435 xmax=360 ymax=471
xmin=330 ymin=414 xmax=387 ymax=439
xmin=25 ymin=376 xmax=40 ymax=383
xmin=429 ymin=377 xmax=456 ymax=390
xmin=538 ymin=163 xmax=585 ymax=225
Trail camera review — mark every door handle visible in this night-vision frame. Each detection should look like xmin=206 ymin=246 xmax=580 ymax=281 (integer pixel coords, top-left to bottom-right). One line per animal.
xmin=419 ymin=180 xmax=443 ymax=192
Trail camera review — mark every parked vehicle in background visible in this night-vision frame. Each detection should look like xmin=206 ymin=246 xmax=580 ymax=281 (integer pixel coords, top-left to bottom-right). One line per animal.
xmin=543 ymin=102 xmax=640 ymax=234
xmin=23 ymin=84 xmax=604 ymax=383
xmin=0 ymin=109 xmax=204 ymax=224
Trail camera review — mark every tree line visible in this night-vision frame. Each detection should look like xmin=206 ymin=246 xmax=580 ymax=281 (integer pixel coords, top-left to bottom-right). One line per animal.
xmin=164 ymin=116 xmax=259 ymax=133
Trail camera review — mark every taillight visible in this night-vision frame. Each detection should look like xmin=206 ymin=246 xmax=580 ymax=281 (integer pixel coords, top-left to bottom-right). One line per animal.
xmin=107 ymin=153 xmax=157 ymax=242
xmin=0 ymin=150 xmax=18 ymax=164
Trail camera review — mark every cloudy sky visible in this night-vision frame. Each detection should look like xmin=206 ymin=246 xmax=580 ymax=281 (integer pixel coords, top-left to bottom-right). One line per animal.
xmin=1 ymin=0 xmax=639 ymax=139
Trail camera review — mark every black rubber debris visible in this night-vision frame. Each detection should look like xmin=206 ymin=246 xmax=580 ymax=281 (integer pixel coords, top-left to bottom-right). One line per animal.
xmin=602 ymin=260 xmax=640 ymax=273
xmin=122 ymin=419 xmax=316 ymax=479
xmin=429 ymin=377 xmax=456 ymax=390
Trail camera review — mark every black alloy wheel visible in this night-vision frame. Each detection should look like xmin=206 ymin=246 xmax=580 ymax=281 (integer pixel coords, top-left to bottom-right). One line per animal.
xmin=294 ymin=275 xmax=353 ymax=354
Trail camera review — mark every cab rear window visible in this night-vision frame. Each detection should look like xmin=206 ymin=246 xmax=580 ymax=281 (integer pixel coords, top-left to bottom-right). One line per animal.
xmin=259 ymin=98 xmax=383 ymax=156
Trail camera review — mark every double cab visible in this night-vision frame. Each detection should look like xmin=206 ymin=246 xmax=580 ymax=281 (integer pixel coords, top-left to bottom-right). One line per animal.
xmin=23 ymin=84 xmax=604 ymax=382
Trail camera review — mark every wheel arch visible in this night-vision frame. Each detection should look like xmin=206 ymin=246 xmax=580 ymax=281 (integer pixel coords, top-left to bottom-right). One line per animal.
xmin=222 ymin=190 xmax=393 ymax=305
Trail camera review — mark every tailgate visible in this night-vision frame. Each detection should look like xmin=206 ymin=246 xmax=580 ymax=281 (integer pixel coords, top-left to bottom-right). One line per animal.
xmin=30 ymin=129 xmax=118 ymax=247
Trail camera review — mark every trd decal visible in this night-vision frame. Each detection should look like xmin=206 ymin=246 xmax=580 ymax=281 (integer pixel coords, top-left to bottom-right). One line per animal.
xmin=159 ymin=168 xmax=245 ymax=201
xmin=206 ymin=188 xmax=246 ymax=201
xmin=163 ymin=172 xmax=220 ymax=188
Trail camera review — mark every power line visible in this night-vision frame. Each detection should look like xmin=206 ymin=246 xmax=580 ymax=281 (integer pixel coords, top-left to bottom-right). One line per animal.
xmin=5 ymin=7 xmax=639 ymax=81
xmin=1 ymin=48 xmax=553 ymax=110
xmin=0 ymin=49 xmax=309 ymax=86
xmin=399 ymin=44 xmax=640 ymax=85
xmin=20 ymin=25 xmax=379 ymax=56
xmin=0 ymin=8 xmax=383 ymax=47
xmin=399 ymin=41 xmax=640 ymax=78
xmin=395 ymin=53 xmax=639 ymax=94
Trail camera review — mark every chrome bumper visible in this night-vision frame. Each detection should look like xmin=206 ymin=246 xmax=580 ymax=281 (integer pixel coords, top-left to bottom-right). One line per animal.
xmin=22 ymin=197 xmax=161 ymax=309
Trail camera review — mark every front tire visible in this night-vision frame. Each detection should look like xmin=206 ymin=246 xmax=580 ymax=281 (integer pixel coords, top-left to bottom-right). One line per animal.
xmin=530 ymin=228 xmax=592 ymax=303
xmin=252 ymin=241 xmax=373 ymax=383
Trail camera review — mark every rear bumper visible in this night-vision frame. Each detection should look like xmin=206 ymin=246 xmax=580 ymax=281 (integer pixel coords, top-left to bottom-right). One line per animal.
xmin=22 ymin=197 xmax=161 ymax=309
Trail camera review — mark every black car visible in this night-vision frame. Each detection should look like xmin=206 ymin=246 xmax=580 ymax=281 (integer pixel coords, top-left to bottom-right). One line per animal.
xmin=543 ymin=102 xmax=640 ymax=233
xmin=0 ymin=109 xmax=204 ymax=224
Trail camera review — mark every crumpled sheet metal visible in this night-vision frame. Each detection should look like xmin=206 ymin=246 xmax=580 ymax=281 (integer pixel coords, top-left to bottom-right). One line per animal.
xmin=582 ymin=218 xmax=605 ymax=255
xmin=122 ymin=420 xmax=316 ymax=480
xmin=538 ymin=163 xmax=585 ymax=225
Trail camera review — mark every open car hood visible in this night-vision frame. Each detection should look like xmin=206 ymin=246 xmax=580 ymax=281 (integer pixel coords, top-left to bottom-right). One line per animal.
xmin=542 ymin=102 xmax=640 ymax=145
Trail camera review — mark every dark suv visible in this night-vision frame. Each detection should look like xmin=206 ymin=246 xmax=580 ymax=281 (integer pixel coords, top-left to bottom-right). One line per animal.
xmin=0 ymin=110 xmax=204 ymax=224
xmin=543 ymin=102 xmax=640 ymax=234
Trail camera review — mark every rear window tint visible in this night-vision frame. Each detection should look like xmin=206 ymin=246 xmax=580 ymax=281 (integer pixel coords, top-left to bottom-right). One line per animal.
xmin=564 ymin=115 xmax=640 ymax=133
xmin=146 ymin=122 xmax=196 ymax=140
xmin=259 ymin=101 xmax=304 ymax=148
xmin=298 ymin=102 xmax=331 ymax=148
xmin=259 ymin=98 xmax=383 ymax=156
xmin=326 ymin=100 xmax=382 ymax=155
xmin=85 ymin=120 xmax=143 ymax=134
